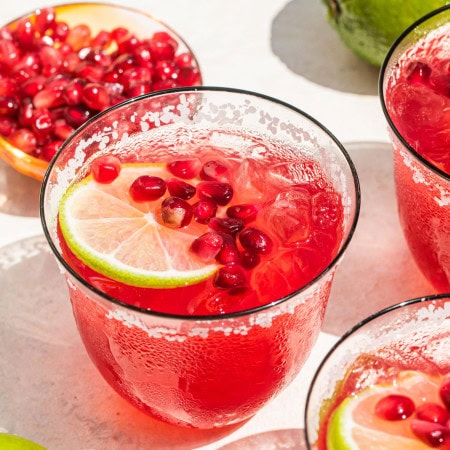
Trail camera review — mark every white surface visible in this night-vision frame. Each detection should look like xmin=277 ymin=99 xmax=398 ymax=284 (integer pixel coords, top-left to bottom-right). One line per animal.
xmin=0 ymin=1 xmax=437 ymax=449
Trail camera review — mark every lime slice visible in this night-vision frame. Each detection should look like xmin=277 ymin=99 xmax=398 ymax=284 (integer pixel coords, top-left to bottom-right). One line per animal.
xmin=59 ymin=163 xmax=219 ymax=288
xmin=0 ymin=433 xmax=46 ymax=450
xmin=327 ymin=370 xmax=443 ymax=449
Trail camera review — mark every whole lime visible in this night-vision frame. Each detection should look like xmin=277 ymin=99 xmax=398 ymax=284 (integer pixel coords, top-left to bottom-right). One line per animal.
xmin=322 ymin=0 xmax=450 ymax=66
xmin=0 ymin=433 xmax=46 ymax=450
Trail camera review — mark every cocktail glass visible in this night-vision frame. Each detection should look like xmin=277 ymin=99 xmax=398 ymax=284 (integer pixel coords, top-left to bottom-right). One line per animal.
xmin=380 ymin=6 xmax=450 ymax=292
xmin=304 ymin=293 xmax=450 ymax=449
xmin=41 ymin=87 xmax=360 ymax=429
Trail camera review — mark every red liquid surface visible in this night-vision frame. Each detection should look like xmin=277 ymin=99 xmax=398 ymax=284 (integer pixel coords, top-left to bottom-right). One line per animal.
xmin=58 ymin=138 xmax=345 ymax=427
xmin=385 ymin=27 xmax=450 ymax=292
xmin=60 ymin=146 xmax=344 ymax=316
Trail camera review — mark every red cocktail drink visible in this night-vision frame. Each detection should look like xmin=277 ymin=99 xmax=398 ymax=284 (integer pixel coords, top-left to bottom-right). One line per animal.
xmin=41 ymin=88 xmax=360 ymax=428
xmin=305 ymin=294 xmax=450 ymax=449
xmin=381 ymin=6 xmax=450 ymax=291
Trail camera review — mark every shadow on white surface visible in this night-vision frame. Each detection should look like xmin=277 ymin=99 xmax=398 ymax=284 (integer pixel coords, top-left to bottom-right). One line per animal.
xmin=271 ymin=0 xmax=380 ymax=95
xmin=322 ymin=141 xmax=435 ymax=336
xmin=0 ymin=158 xmax=41 ymax=217
xmin=217 ymin=428 xmax=305 ymax=449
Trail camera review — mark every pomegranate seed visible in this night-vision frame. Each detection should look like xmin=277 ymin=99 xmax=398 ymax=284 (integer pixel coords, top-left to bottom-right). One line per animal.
xmin=154 ymin=60 xmax=178 ymax=81
xmin=200 ymin=159 xmax=230 ymax=181
xmin=193 ymin=200 xmax=217 ymax=224
xmin=0 ymin=95 xmax=19 ymax=117
xmin=127 ymin=82 xmax=152 ymax=97
xmin=161 ymin=196 xmax=193 ymax=228
xmin=63 ymin=79 xmax=85 ymax=105
xmin=33 ymin=87 xmax=65 ymax=109
xmin=41 ymin=140 xmax=62 ymax=162
xmin=8 ymin=128 xmax=37 ymax=153
xmin=175 ymin=52 xmax=195 ymax=68
xmin=53 ymin=118 xmax=74 ymax=140
xmin=374 ymin=394 xmax=415 ymax=421
xmin=52 ymin=22 xmax=70 ymax=42
xmin=214 ymin=264 xmax=247 ymax=290
xmin=111 ymin=27 xmax=129 ymax=43
xmin=133 ymin=44 xmax=153 ymax=67
xmin=92 ymin=30 xmax=111 ymax=48
xmin=166 ymin=178 xmax=196 ymax=200
xmin=0 ymin=78 xmax=18 ymax=96
xmin=91 ymin=155 xmax=121 ymax=184
xmin=14 ymin=18 xmax=35 ymax=50
xmin=82 ymin=82 xmax=110 ymax=110
xmin=21 ymin=75 xmax=46 ymax=97
xmin=81 ymin=48 xmax=112 ymax=67
xmin=63 ymin=105 xmax=92 ymax=127
xmin=440 ymin=380 xmax=450 ymax=410
xmin=197 ymin=181 xmax=234 ymax=206
xmin=177 ymin=66 xmax=201 ymax=86
xmin=209 ymin=217 xmax=245 ymax=237
xmin=416 ymin=403 xmax=449 ymax=425
xmin=240 ymin=250 xmax=260 ymax=269
xmin=66 ymin=24 xmax=91 ymax=51
xmin=75 ymin=62 xmax=104 ymax=82
xmin=167 ymin=159 xmax=201 ymax=179
xmin=226 ymin=203 xmax=260 ymax=224
xmin=152 ymin=79 xmax=178 ymax=91
xmin=239 ymin=227 xmax=274 ymax=255
xmin=215 ymin=234 xmax=241 ymax=265
xmin=190 ymin=231 xmax=223 ymax=261
xmin=31 ymin=108 xmax=53 ymax=141
xmin=35 ymin=7 xmax=56 ymax=35
xmin=149 ymin=38 xmax=176 ymax=62
xmin=407 ymin=61 xmax=431 ymax=84
xmin=0 ymin=117 xmax=17 ymax=136
xmin=129 ymin=175 xmax=167 ymax=202
xmin=410 ymin=419 xmax=450 ymax=447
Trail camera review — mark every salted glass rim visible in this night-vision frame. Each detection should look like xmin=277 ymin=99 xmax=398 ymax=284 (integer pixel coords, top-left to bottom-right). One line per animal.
xmin=303 ymin=292 xmax=450 ymax=448
xmin=379 ymin=4 xmax=450 ymax=182
xmin=40 ymin=86 xmax=361 ymax=321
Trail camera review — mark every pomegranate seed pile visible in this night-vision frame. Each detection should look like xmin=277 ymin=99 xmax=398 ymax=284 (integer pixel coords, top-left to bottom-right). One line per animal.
xmin=0 ymin=7 xmax=201 ymax=162
xmin=92 ymin=156 xmax=273 ymax=291
xmin=374 ymin=378 xmax=450 ymax=447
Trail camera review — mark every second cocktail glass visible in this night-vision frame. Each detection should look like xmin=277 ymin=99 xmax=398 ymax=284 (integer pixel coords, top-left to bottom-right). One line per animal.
xmin=380 ymin=5 xmax=450 ymax=292
xmin=41 ymin=87 xmax=360 ymax=428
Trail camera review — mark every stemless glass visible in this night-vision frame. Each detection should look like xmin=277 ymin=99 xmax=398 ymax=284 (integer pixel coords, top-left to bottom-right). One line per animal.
xmin=380 ymin=6 xmax=450 ymax=292
xmin=305 ymin=293 xmax=450 ymax=449
xmin=41 ymin=87 xmax=360 ymax=429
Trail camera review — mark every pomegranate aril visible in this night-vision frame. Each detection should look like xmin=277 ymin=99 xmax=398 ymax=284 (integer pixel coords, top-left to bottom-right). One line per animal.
xmin=416 ymin=403 xmax=449 ymax=425
xmin=63 ymin=79 xmax=85 ymax=105
xmin=21 ymin=75 xmax=46 ymax=97
xmin=200 ymin=159 xmax=230 ymax=181
xmin=240 ymin=249 xmax=260 ymax=269
xmin=8 ymin=128 xmax=37 ymax=153
xmin=214 ymin=264 xmax=247 ymax=290
xmin=152 ymin=79 xmax=177 ymax=91
xmin=167 ymin=159 xmax=201 ymax=179
xmin=154 ymin=60 xmax=178 ymax=81
xmin=374 ymin=394 xmax=415 ymax=421
xmin=53 ymin=118 xmax=74 ymax=140
xmin=0 ymin=117 xmax=17 ymax=136
xmin=91 ymin=155 xmax=121 ymax=184
xmin=75 ymin=62 xmax=104 ymax=82
xmin=35 ymin=7 xmax=56 ymax=35
xmin=239 ymin=227 xmax=274 ymax=255
xmin=52 ymin=21 xmax=70 ymax=42
xmin=161 ymin=196 xmax=193 ymax=228
xmin=33 ymin=87 xmax=65 ymax=109
xmin=410 ymin=419 xmax=450 ymax=447
xmin=129 ymin=175 xmax=167 ymax=202
xmin=197 ymin=181 xmax=233 ymax=206
xmin=0 ymin=96 xmax=19 ymax=117
xmin=216 ymin=234 xmax=241 ymax=265
xmin=177 ymin=66 xmax=201 ymax=86
xmin=92 ymin=30 xmax=112 ymax=48
xmin=440 ymin=379 xmax=450 ymax=410
xmin=175 ymin=52 xmax=195 ymax=68
xmin=66 ymin=24 xmax=91 ymax=51
xmin=209 ymin=217 xmax=245 ymax=237
xmin=41 ymin=140 xmax=62 ymax=162
xmin=166 ymin=178 xmax=196 ymax=200
xmin=149 ymin=38 xmax=176 ymax=62
xmin=63 ymin=105 xmax=92 ymax=127
xmin=31 ymin=108 xmax=53 ymax=140
xmin=226 ymin=203 xmax=260 ymax=224
xmin=82 ymin=82 xmax=110 ymax=110
xmin=407 ymin=61 xmax=432 ymax=85
xmin=190 ymin=231 xmax=223 ymax=262
xmin=193 ymin=200 xmax=217 ymax=224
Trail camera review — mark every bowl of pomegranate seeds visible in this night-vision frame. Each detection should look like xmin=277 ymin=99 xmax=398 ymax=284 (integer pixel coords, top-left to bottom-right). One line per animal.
xmin=0 ymin=3 xmax=202 ymax=181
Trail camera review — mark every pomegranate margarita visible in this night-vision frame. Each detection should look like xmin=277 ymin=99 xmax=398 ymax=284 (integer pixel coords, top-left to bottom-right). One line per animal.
xmin=41 ymin=88 xmax=360 ymax=428
xmin=305 ymin=295 xmax=450 ymax=449
xmin=380 ymin=5 xmax=450 ymax=291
